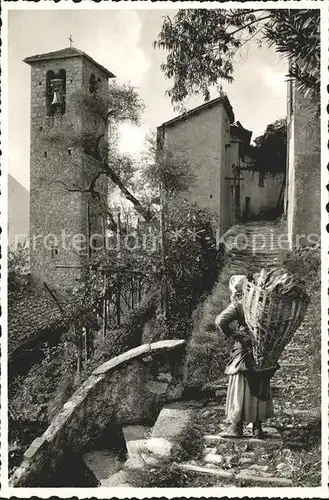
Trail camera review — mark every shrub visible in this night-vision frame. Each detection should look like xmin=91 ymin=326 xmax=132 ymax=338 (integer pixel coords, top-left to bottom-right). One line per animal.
xmin=166 ymin=199 xmax=224 ymax=314
xmin=9 ymin=340 xmax=76 ymax=472
xmin=170 ymin=418 xmax=205 ymax=462
xmin=128 ymin=460 xmax=190 ymax=488
xmin=9 ymin=341 xmax=76 ymax=425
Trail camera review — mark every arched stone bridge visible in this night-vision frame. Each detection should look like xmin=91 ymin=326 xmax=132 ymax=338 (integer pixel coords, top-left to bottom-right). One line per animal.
xmin=10 ymin=339 xmax=186 ymax=487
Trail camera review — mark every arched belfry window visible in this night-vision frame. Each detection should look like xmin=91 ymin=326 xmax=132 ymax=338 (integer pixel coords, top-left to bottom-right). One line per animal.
xmin=89 ymin=73 xmax=102 ymax=94
xmin=89 ymin=73 xmax=96 ymax=94
xmin=46 ymin=69 xmax=66 ymax=116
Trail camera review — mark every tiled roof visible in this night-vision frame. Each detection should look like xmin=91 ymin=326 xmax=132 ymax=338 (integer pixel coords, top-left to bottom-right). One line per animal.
xmin=8 ymin=283 xmax=72 ymax=358
xmin=230 ymin=121 xmax=253 ymax=146
xmin=24 ymin=47 xmax=115 ymax=78
xmin=159 ymin=95 xmax=235 ymax=128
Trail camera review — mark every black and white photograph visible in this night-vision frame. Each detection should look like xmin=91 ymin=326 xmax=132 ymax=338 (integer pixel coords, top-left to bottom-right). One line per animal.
xmin=2 ymin=1 xmax=327 ymax=495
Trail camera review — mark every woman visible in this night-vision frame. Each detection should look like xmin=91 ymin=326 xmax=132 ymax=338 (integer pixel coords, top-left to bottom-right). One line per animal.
xmin=215 ymin=275 xmax=277 ymax=439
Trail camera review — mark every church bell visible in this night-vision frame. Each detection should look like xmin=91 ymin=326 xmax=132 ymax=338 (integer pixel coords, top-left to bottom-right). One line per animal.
xmin=51 ymin=92 xmax=62 ymax=106
xmin=50 ymin=78 xmax=64 ymax=106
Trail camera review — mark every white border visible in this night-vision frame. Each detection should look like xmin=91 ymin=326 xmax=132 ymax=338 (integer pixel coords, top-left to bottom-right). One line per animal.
xmin=1 ymin=1 xmax=328 ymax=498
xmin=320 ymin=2 xmax=329 ymax=491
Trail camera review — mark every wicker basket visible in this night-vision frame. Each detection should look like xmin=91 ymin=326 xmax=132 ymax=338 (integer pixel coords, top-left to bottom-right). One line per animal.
xmin=242 ymin=280 xmax=310 ymax=369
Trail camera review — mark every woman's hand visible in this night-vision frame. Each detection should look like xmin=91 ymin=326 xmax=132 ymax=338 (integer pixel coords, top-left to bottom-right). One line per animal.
xmin=231 ymin=333 xmax=245 ymax=342
xmin=232 ymin=332 xmax=252 ymax=346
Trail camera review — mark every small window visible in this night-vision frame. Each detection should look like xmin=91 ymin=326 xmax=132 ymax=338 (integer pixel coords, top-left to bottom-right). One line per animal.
xmin=44 ymin=151 xmax=47 ymax=158
xmin=258 ymin=172 xmax=265 ymax=187
xmin=68 ymin=149 xmax=72 ymax=156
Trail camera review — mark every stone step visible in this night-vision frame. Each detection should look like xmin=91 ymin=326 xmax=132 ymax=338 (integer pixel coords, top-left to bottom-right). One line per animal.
xmin=125 ymin=439 xmax=146 ymax=457
xmin=177 ymin=463 xmax=293 ymax=487
xmin=151 ymin=404 xmax=193 ymax=440
xmin=285 ymin=345 xmax=304 ymax=351
xmin=236 ymin=470 xmax=293 ymax=486
xmin=204 ymin=434 xmax=281 ymax=446
xmin=229 ymin=255 xmax=281 ymax=262
xmin=204 ymin=453 xmax=224 ymax=465
xmin=82 ymin=450 xmax=123 ymax=483
xmin=123 ymin=425 xmax=151 ymax=442
xmin=279 ymin=362 xmax=307 ymax=369
xmin=227 ymin=229 xmax=284 ymax=238
xmin=177 ymin=463 xmax=234 ymax=480
xmin=230 ymin=247 xmax=282 ymax=254
xmin=272 ymin=383 xmax=305 ymax=392
xmin=283 ymin=408 xmax=320 ymax=418
xmin=100 ymin=470 xmax=132 ymax=487
xmin=229 ymin=247 xmax=281 ymax=254
xmin=230 ymin=248 xmax=283 ymax=254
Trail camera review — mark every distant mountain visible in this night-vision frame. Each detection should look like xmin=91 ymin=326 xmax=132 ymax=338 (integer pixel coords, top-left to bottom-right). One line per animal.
xmin=8 ymin=174 xmax=29 ymax=248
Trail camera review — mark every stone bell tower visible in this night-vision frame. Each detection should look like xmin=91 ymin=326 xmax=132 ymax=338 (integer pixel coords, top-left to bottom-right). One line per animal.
xmin=24 ymin=47 xmax=115 ymax=291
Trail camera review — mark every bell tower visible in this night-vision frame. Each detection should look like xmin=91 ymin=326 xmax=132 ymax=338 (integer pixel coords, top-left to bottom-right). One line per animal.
xmin=25 ymin=47 xmax=115 ymax=291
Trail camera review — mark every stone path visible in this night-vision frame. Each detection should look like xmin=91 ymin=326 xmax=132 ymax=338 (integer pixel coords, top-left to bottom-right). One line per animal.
xmin=170 ymin=320 xmax=317 ymax=488
xmin=171 ymin=396 xmax=315 ymax=487
xmin=173 ymin=221 xmax=320 ymax=487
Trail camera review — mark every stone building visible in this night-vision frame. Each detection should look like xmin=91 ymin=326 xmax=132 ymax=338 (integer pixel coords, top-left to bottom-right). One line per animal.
xmin=229 ymin=122 xmax=284 ymax=222
xmin=24 ymin=47 xmax=115 ymax=291
xmin=285 ymin=80 xmax=320 ymax=248
xmin=157 ymin=96 xmax=283 ymax=234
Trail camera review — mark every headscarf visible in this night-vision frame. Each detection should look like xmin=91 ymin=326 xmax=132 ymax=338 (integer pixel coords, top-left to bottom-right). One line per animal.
xmin=229 ymin=275 xmax=246 ymax=302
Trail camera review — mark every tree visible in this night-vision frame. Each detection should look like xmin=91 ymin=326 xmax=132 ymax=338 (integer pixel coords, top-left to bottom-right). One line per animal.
xmin=139 ymin=132 xmax=196 ymax=202
xmin=247 ymin=118 xmax=287 ymax=176
xmin=43 ymin=80 xmax=152 ymax=231
xmin=139 ymin=133 xmax=197 ymax=317
xmin=154 ymin=9 xmax=320 ymax=106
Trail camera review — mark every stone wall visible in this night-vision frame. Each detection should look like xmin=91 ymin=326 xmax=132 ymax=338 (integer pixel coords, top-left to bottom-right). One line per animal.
xmin=10 ymin=340 xmax=186 ymax=487
xmin=229 ymin=141 xmax=283 ymax=221
xmin=286 ymin=84 xmax=320 ymax=248
xmin=240 ymin=171 xmax=284 ymax=217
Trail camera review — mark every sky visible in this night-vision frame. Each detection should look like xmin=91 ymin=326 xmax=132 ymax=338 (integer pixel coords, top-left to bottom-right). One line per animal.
xmin=8 ymin=9 xmax=288 ymax=190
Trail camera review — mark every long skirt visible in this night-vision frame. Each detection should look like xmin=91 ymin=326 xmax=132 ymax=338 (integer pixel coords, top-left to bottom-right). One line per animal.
xmin=226 ymin=372 xmax=274 ymax=423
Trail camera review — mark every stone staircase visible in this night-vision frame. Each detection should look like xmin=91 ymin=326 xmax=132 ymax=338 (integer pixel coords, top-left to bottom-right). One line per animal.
xmin=82 ymin=425 xmax=153 ymax=487
xmin=171 ymin=221 xmax=319 ymax=487
xmin=175 ymin=321 xmax=316 ymax=488
xmin=223 ymin=220 xmax=286 ymax=275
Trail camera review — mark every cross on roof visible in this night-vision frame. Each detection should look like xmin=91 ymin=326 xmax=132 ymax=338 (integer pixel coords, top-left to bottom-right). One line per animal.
xmin=69 ymin=34 xmax=73 ymax=47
